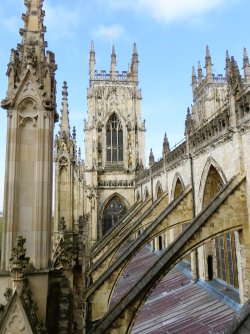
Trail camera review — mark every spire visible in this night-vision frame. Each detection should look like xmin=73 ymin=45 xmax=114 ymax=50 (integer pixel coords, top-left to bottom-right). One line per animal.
xmin=205 ymin=45 xmax=213 ymax=82
xmin=149 ymin=148 xmax=155 ymax=167
xmin=72 ymin=126 xmax=76 ymax=140
xmin=89 ymin=41 xmax=95 ymax=80
xmin=110 ymin=44 xmax=116 ymax=80
xmin=185 ymin=107 xmax=193 ymax=136
xmin=19 ymin=0 xmax=47 ymax=64
xmin=192 ymin=66 xmax=197 ymax=94
xmin=78 ymin=148 xmax=82 ymax=164
xmin=243 ymin=47 xmax=250 ymax=82
xmin=162 ymin=133 xmax=170 ymax=156
xmin=229 ymin=56 xmax=243 ymax=90
xmin=225 ymin=50 xmax=231 ymax=80
xmin=198 ymin=61 xmax=203 ymax=84
xmin=131 ymin=42 xmax=139 ymax=82
xmin=2 ymin=0 xmax=57 ymax=112
xmin=60 ymin=81 xmax=70 ymax=139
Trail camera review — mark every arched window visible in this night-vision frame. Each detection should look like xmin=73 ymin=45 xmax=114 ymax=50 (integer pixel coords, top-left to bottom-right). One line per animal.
xmin=102 ymin=196 xmax=127 ymax=236
xmin=203 ymin=164 xmax=238 ymax=288
xmin=156 ymin=182 xmax=163 ymax=199
xmin=173 ymin=178 xmax=184 ymax=198
xmin=106 ymin=114 xmax=123 ymax=163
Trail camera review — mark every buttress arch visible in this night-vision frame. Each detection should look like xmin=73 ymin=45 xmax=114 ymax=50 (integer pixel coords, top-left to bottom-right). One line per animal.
xmin=198 ymin=157 xmax=227 ymax=212
xmin=155 ymin=181 xmax=163 ymax=199
xmin=171 ymin=172 xmax=185 ymax=201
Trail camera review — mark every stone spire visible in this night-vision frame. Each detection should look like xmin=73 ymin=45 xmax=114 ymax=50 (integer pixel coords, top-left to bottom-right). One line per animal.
xmin=205 ymin=45 xmax=213 ymax=83
xmin=243 ymin=47 xmax=250 ymax=82
xmin=149 ymin=148 xmax=155 ymax=167
xmin=131 ymin=43 xmax=139 ymax=82
xmin=60 ymin=81 xmax=70 ymax=139
xmin=225 ymin=50 xmax=231 ymax=80
xmin=198 ymin=61 xmax=203 ymax=84
xmin=162 ymin=133 xmax=170 ymax=156
xmin=192 ymin=66 xmax=197 ymax=94
xmin=72 ymin=126 xmax=76 ymax=140
xmin=110 ymin=45 xmax=117 ymax=80
xmin=1 ymin=0 xmax=57 ymax=270
xmin=2 ymin=0 xmax=57 ymax=112
xmin=20 ymin=0 xmax=47 ymax=61
xmin=185 ymin=107 xmax=193 ymax=136
xmin=89 ymin=41 xmax=95 ymax=80
xmin=228 ymin=56 xmax=243 ymax=91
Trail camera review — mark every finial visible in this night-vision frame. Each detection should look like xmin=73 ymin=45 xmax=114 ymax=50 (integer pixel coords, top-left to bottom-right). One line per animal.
xmin=198 ymin=61 xmax=203 ymax=84
xmin=206 ymin=45 xmax=211 ymax=58
xmin=89 ymin=40 xmax=96 ymax=80
xmin=163 ymin=133 xmax=170 ymax=155
xmin=192 ymin=66 xmax=196 ymax=77
xmin=185 ymin=107 xmax=193 ymax=136
xmin=243 ymin=47 xmax=250 ymax=82
xmin=110 ymin=44 xmax=116 ymax=80
xmin=192 ymin=66 xmax=197 ymax=93
xmin=205 ymin=45 xmax=213 ymax=82
xmin=90 ymin=40 xmax=95 ymax=53
xmin=62 ymin=81 xmax=68 ymax=99
xmin=78 ymin=148 xmax=82 ymax=162
xmin=60 ymin=81 xmax=70 ymax=138
xmin=72 ymin=126 xmax=76 ymax=140
xmin=149 ymin=148 xmax=155 ymax=167
xmin=131 ymin=42 xmax=139 ymax=82
xmin=133 ymin=42 xmax=137 ymax=55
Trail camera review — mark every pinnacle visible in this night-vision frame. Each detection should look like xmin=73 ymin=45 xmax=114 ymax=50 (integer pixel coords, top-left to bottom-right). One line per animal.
xmin=133 ymin=42 xmax=137 ymax=54
xmin=206 ymin=45 xmax=211 ymax=58
xmin=90 ymin=40 xmax=95 ymax=52
xmin=192 ymin=66 xmax=196 ymax=77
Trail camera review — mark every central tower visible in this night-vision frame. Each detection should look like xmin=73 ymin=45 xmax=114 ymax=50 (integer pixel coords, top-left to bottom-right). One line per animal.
xmin=84 ymin=43 xmax=146 ymax=241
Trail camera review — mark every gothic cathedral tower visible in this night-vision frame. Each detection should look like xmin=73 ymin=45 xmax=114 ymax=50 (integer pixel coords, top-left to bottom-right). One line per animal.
xmin=1 ymin=0 xmax=57 ymax=270
xmin=84 ymin=42 xmax=146 ymax=242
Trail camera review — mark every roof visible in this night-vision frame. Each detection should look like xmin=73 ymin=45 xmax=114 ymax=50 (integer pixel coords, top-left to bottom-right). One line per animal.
xmin=111 ymin=247 xmax=237 ymax=334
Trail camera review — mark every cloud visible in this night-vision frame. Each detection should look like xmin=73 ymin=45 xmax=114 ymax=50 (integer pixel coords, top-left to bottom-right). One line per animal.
xmin=44 ymin=1 xmax=83 ymax=39
xmin=102 ymin=0 xmax=240 ymax=24
xmin=92 ymin=24 xmax=125 ymax=40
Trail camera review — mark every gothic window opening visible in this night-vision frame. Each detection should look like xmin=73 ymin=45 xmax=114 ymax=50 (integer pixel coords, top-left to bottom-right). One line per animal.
xmin=156 ymin=183 xmax=163 ymax=199
xmin=173 ymin=177 xmax=184 ymax=198
xmin=106 ymin=114 xmax=123 ymax=163
xmin=102 ymin=196 xmax=127 ymax=236
xmin=203 ymin=164 xmax=238 ymax=288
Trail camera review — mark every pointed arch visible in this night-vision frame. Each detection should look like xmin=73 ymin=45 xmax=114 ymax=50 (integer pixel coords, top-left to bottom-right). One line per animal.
xmin=100 ymin=193 xmax=129 ymax=237
xmin=198 ymin=157 xmax=227 ymax=210
xmin=136 ymin=190 xmax=141 ymax=202
xmin=198 ymin=158 xmax=238 ymax=288
xmin=144 ymin=187 xmax=149 ymax=201
xmin=171 ymin=172 xmax=185 ymax=200
xmin=106 ymin=113 xmax=123 ymax=163
xmin=155 ymin=181 xmax=163 ymax=199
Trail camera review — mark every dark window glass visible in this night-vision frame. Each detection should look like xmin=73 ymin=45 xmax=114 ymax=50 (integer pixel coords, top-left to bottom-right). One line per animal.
xmin=102 ymin=196 xmax=127 ymax=235
xmin=106 ymin=114 xmax=123 ymax=163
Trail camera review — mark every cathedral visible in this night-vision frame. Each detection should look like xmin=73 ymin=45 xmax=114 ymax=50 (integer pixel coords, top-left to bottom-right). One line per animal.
xmin=1 ymin=0 xmax=250 ymax=333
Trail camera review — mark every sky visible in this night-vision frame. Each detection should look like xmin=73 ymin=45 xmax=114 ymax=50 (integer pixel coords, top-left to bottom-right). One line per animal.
xmin=0 ymin=0 xmax=249 ymax=210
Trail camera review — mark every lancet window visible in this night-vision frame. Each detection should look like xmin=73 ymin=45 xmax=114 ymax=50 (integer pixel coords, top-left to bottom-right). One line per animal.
xmin=106 ymin=114 xmax=123 ymax=163
xmin=102 ymin=196 xmax=127 ymax=236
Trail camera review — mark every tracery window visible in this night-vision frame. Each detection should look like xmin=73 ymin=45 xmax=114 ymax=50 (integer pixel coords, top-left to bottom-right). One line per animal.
xmin=106 ymin=114 xmax=123 ymax=163
xmin=102 ymin=196 xmax=127 ymax=236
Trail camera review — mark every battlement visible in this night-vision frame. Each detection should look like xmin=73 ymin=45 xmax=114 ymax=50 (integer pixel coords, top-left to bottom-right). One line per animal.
xmin=93 ymin=70 xmax=128 ymax=81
